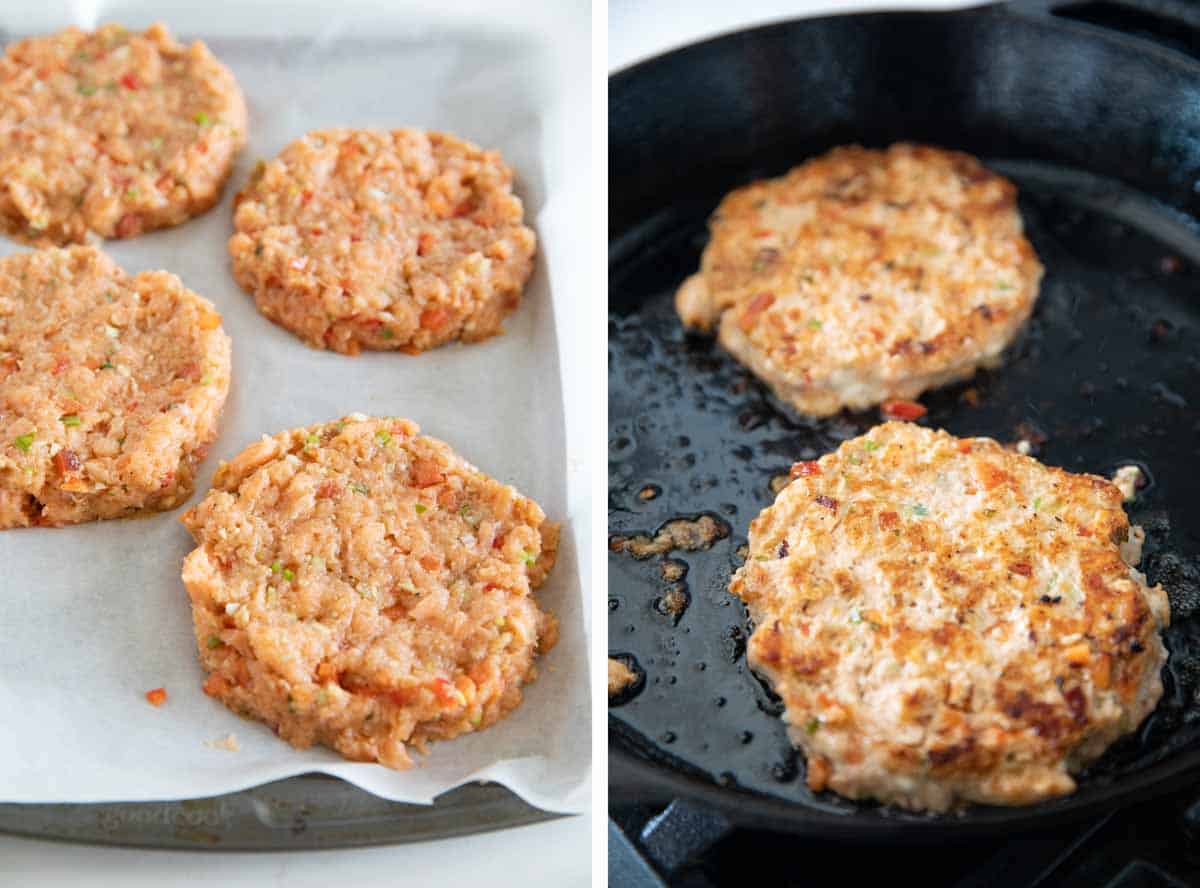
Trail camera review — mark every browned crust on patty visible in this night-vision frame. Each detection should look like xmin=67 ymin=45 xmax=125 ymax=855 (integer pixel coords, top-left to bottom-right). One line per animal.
xmin=730 ymin=422 xmax=1169 ymax=811
xmin=0 ymin=22 xmax=246 ymax=245
xmin=229 ymin=128 xmax=536 ymax=355
xmin=677 ymin=144 xmax=1043 ymax=415
xmin=0 ymin=245 xmax=230 ymax=528
xmin=180 ymin=415 xmax=558 ymax=769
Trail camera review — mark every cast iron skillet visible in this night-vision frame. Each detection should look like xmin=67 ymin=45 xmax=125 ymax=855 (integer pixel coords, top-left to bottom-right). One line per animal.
xmin=609 ymin=0 xmax=1200 ymax=839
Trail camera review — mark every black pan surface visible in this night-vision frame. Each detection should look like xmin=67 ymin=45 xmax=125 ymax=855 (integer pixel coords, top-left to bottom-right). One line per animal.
xmin=609 ymin=1 xmax=1200 ymax=837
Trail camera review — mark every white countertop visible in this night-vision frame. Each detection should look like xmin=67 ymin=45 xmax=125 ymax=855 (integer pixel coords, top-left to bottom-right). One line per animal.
xmin=0 ymin=812 xmax=590 ymax=887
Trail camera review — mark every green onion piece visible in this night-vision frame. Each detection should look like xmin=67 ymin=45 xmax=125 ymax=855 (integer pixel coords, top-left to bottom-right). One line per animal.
xmin=270 ymin=560 xmax=282 ymax=574
xmin=13 ymin=433 xmax=34 ymax=452
xmin=863 ymin=440 xmax=880 ymax=452
xmin=99 ymin=360 xmax=115 ymax=370
xmin=125 ymin=187 xmax=139 ymax=200
xmin=522 ymin=550 xmax=536 ymax=566
xmin=194 ymin=111 xmax=211 ymax=126
xmin=376 ymin=430 xmax=392 ymax=446
xmin=807 ymin=319 xmax=823 ymax=329
xmin=206 ymin=635 xmax=223 ymax=650
xmin=60 ymin=414 xmax=81 ymax=427
xmin=1033 ymin=496 xmax=1041 ymax=511
xmin=304 ymin=433 xmax=319 ymax=446
xmin=905 ymin=503 xmax=929 ymax=517
xmin=282 ymin=568 xmax=295 ymax=582
xmin=414 ymin=502 xmax=427 ymax=513
xmin=805 ymin=717 xmax=820 ymax=735
xmin=199 ymin=372 xmax=213 ymax=385
xmin=381 ymin=329 xmax=395 ymax=340
xmin=149 ymin=136 xmax=164 ymax=150
xmin=351 ymin=482 xmax=369 ymax=495
xmin=77 ymin=83 xmax=98 ymax=96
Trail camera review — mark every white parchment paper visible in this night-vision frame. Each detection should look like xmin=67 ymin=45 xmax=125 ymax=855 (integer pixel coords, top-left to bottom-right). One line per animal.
xmin=0 ymin=0 xmax=591 ymax=814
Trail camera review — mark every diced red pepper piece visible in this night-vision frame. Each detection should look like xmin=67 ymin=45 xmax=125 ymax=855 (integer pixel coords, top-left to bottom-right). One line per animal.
xmin=431 ymin=677 xmax=455 ymax=704
xmin=420 ymin=307 xmax=448 ymax=331
xmin=54 ymin=449 xmax=82 ymax=475
xmin=881 ymin=399 xmax=927 ymax=421
xmin=120 ymin=72 xmax=140 ymax=90
xmin=145 ymin=687 xmax=167 ymax=706
xmin=790 ymin=460 xmax=821 ymax=478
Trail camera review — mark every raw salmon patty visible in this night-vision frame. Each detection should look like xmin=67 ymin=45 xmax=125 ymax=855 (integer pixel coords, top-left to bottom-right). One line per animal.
xmin=0 ymin=22 xmax=246 ymax=245
xmin=229 ymin=128 xmax=536 ymax=354
xmin=0 ymin=245 xmax=231 ymax=528
xmin=180 ymin=415 xmax=559 ymax=769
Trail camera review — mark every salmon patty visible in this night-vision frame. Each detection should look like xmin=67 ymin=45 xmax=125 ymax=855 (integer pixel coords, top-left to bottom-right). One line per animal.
xmin=730 ymin=422 xmax=1169 ymax=811
xmin=0 ymin=22 xmax=246 ymax=245
xmin=0 ymin=246 xmax=230 ymax=528
xmin=677 ymin=144 xmax=1043 ymax=416
xmin=180 ymin=415 xmax=559 ymax=769
xmin=229 ymin=129 xmax=536 ymax=354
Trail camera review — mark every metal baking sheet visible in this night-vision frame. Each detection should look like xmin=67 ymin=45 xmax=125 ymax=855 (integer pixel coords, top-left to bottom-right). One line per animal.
xmin=0 ymin=0 xmax=591 ymax=842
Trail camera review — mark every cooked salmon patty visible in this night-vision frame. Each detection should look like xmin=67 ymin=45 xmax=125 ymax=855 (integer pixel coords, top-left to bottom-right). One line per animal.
xmin=677 ymin=144 xmax=1043 ymax=416
xmin=180 ymin=415 xmax=559 ymax=769
xmin=229 ymin=129 xmax=536 ymax=354
xmin=730 ymin=422 xmax=1169 ymax=811
xmin=0 ymin=246 xmax=230 ymax=528
xmin=0 ymin=22 xmax=246 ymax=245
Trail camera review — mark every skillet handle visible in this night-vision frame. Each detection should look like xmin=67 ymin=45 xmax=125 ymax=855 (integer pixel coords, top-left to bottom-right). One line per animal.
xmin=1006 ymin=0 xmax=1200 ymax=57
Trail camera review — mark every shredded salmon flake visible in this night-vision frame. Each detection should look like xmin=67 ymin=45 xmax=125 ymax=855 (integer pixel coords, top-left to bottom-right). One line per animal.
xmin=145 ymin=687 xmax=167 ymax=706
